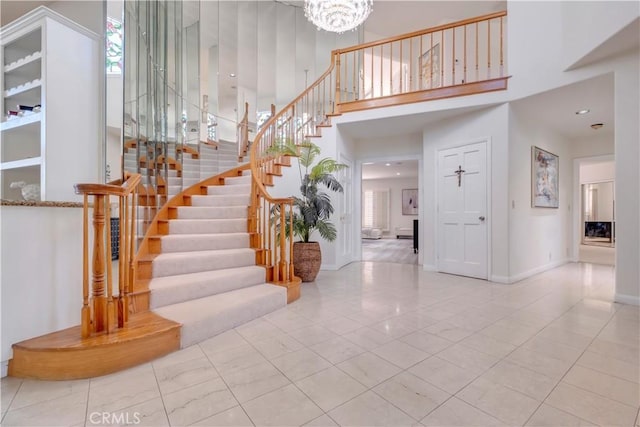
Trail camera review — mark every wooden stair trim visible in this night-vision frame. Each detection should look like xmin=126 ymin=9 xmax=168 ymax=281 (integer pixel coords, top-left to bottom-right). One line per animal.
xmin=8 ymin=312 xmax=180 ymax=380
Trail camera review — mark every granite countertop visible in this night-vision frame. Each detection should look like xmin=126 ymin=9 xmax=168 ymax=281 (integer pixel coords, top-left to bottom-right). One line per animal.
xmin=1 ymin=199 xmax=84 ymax=208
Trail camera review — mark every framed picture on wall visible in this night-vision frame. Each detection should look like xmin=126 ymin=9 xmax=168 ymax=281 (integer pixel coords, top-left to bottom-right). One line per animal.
xmin=402 ymin=188 xmax=419 ymax=215
xmin=531 ymin=146 xmax=559 ymax=208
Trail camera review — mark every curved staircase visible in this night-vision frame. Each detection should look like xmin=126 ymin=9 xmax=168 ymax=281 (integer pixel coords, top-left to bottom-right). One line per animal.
xmin=144 ymin=172 xmax=286 ymax=348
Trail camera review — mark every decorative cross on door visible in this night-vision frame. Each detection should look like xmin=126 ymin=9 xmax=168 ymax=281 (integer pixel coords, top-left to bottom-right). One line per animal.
xmin=454 ymin=165 xmax=466 ymax=187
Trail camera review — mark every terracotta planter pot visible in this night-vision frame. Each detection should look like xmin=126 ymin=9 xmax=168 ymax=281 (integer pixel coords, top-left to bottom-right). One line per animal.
xmin=293 ymin=242 xmax=322 ymax=282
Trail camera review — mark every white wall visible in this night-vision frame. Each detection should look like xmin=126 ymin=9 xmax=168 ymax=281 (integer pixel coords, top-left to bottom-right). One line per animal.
xmin=580 ymin=162 xmax=615 ymax=184
xmin=614 ymin=52 xmax=640 ymax=304
xmin=423 ymin=105 xmax=510 ymax=276
xmin=1 ymin=206 xmax=84 ymax=376
xmin=508 ymin=103 xmax=572 ymax=281
xmin=363 ymin=177 xmax=419 ymax=237
xmin=562 ymin=1 xmax=639 ymax=69
xmin=49 ymin=1 xmax=103 ymax=35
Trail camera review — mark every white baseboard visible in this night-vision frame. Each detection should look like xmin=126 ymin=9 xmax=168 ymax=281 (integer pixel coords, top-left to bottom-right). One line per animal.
xmin=490 ymin=275 xmax=510 ymax=284
xmin=320 ymin=264 xmax=340 ymax=271
xmin=422 ymin=264 xmax=436 ymax=272
xmin=504 ymin=259 xmax=570 ymax=284
xmin=614 ymin=293 xmax=640 ymax=306
xmin=1 ymin=360 xmax=8 ymax=378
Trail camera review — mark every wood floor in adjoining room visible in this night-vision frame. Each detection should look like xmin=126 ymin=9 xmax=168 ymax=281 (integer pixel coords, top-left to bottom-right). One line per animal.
xmin=1 ymin=262 xmax=638 ymax=427
xmin=362 ymin=238 xmax=418 ymax=264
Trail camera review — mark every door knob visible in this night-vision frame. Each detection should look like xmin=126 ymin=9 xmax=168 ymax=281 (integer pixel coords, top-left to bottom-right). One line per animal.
xmin=479 ymin=216 xmax=485 ymax=221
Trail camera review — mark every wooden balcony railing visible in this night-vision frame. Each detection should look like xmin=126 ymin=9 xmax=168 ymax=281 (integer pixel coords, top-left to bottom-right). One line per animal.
xmin=74 ymin=173 xmax=141 ymax=338
xmin=334 ymin=11 xmax=507 ymax=112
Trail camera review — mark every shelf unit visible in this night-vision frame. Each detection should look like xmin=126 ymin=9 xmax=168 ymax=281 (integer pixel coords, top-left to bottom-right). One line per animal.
xmin=0 ymin=6 xmax=100 ymax=201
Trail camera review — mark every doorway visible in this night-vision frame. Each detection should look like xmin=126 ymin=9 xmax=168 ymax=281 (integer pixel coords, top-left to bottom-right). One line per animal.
xmin=436 ymin=140 xmax=489 ymax=279
xmin=361 ymin=159 xmax=419 ymax=265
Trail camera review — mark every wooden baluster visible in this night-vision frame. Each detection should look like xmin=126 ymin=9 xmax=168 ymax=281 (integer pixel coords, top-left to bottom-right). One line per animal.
xmin=379 ymin=45 xmax=383 ymax=96
xmin=91 ymin=194 xmax=107 ymax=333
xmin=452 ymin=27 xmax=456 ymax=85
xmin=126 ymin=187 xmax=136 ymax=323
xmin=440 ymin=30 xmax=445 ymax=87
xmin=487 ymin=19 xmax=491 ymax=78
xmin=288 ymin=202 xmax=294 ymax=281
xmin=81 ymin=194 xmax=90 ymax=338
xmin=117 ymin=195 xmax=124 ymax=327
xmin=399 ymin=40 xmax=403 ymax=93
xmin=279 ymin=203 xmax=286 ymax=282
xmin=335 ymin=54 xmax=341 ymax=105
xmin=475 ymin=22 xmax=479 ymax=81
xmin=352 ymin=50 xmax=356 ymax=100
xmin=430 ymin=34 xmax=434 ymax=89
xmin=105 ymin=195 xmax=116 ymax=332
xmin=389 ymin=43 xmax=393 ymax=95
xmin=464 ymin=25 xmax=468 ymax=84
xmin=500 ymin=17 xmax=504 ymax=76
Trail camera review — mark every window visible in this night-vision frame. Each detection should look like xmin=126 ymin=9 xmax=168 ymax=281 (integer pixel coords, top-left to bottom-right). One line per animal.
xmin=362 ymin=189 xmax=390 ymax=230
xmin=106 ymin=17 xmax=123 ymax=74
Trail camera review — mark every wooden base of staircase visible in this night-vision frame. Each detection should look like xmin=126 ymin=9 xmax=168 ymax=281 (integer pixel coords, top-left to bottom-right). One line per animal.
xmin=274 ymin=276 xmax=302 ymax=303
xmin=8 ymin=312 xmax=180 ymax=380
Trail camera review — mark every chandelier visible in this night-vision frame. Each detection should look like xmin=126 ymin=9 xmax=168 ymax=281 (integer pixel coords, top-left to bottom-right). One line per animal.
xmin=304 ymin=0 xmax=373 ymax=34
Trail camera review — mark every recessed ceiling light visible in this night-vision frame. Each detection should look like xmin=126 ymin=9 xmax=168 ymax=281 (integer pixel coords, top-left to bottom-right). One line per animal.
xmin=396 ymin=172 xmax=401 ymax=176
xmin=576 ymin=109 xmax=590 ymax=115
xmin=591 ymin=123 xmax=604 ymax=130
xmin=229 ymin=73 xmax=236 ymax=77
xmin=385 ymin=163 xmax=391 ymax=166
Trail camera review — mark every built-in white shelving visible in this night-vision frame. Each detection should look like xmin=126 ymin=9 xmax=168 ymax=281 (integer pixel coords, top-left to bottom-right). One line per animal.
xmin=1 ymin=6 xmax=100 ymax=201
xmin=3 ymin=51 xmax=42 ymax=73
xmin=0 ymin=111 xmax=41 ymax=131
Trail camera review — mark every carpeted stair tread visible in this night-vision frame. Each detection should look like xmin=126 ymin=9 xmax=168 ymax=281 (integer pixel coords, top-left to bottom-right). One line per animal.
xmin=152 ymin=248 xmax=255 ymax=277
xmin=149 ymin=265 xmax=266 ymax=309
xmin=154 ymin=284 xmax=287 ymax=348
xmin=224 ymin=175 xmax=251 ymax=185
xmin=160 ymin=233 xmax=249 ymax=252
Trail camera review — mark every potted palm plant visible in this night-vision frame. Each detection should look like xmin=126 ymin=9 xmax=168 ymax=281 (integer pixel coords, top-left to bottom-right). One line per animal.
xmin=274 ymin=140 xmax=346 ymax=282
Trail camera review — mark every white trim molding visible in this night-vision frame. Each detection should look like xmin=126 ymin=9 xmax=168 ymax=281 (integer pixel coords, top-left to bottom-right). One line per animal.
xmin=614 ymin=293 xmax=640 ymax=306
xmin=501 ymin=259 xmax=570 ymax=284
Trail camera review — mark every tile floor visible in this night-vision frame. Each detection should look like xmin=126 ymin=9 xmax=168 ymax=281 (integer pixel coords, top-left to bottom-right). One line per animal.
xmin=1 ymin=261 xmax=639 ymax=427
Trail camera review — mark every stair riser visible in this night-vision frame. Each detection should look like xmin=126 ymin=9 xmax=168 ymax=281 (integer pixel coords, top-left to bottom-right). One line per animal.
xmin=160 ymin=234 xmax=249 ymax=252
xmin=152 ymin=250 xmax=255 ymax=277
xmin=169 ymin=219 xmax=247 ymax=234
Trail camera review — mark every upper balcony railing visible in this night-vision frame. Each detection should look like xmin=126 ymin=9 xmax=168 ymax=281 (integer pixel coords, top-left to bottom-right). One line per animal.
xmin=334 ymin=11 xmax=507 ymax=112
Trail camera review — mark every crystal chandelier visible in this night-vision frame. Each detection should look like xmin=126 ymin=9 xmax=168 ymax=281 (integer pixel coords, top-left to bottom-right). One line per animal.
xmin=304 ymin=0 xmax=373 ymax=34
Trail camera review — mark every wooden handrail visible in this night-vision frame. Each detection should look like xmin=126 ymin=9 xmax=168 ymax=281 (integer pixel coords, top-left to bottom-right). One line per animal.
xmin=248 ymin=50 xmax=338 ymax=288
xmin=335 ymin=11 xmax=507 ymax=54
xmin=74 ymin=173 xmax=141 ymax=337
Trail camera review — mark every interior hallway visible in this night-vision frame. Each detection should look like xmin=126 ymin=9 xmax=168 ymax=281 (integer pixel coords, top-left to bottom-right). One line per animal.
xmin=1 ymin=262 xmax=638 ymax=427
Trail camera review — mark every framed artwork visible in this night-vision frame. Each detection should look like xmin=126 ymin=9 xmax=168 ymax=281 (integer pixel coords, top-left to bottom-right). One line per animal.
xmin=531 ymin=146 xmax=559 ymax=208
xmin=420 ymin=43 xmax=441 ymax=89
xmin=402 ymin=189 xmax=419 ymax=215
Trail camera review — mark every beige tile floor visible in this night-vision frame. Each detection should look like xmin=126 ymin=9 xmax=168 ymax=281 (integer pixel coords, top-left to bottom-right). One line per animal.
xmin=1 ymin=261 xmax=639 ymax=427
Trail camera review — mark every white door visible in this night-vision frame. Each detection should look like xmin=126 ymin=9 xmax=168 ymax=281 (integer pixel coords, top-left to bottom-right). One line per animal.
xmin=339 ymin=154 xmax=353 ymax=263
xmin=437 ymin=141 xmax=488 ymax=279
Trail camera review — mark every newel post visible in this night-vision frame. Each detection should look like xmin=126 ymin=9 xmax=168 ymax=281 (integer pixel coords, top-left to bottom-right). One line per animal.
xmin=91 ymin=194 xmax=108 ymax=333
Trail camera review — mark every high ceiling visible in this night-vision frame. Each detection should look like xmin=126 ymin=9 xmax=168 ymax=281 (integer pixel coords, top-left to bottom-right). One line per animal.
xmin=363 ymin=159 xmax=419 ymax=180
